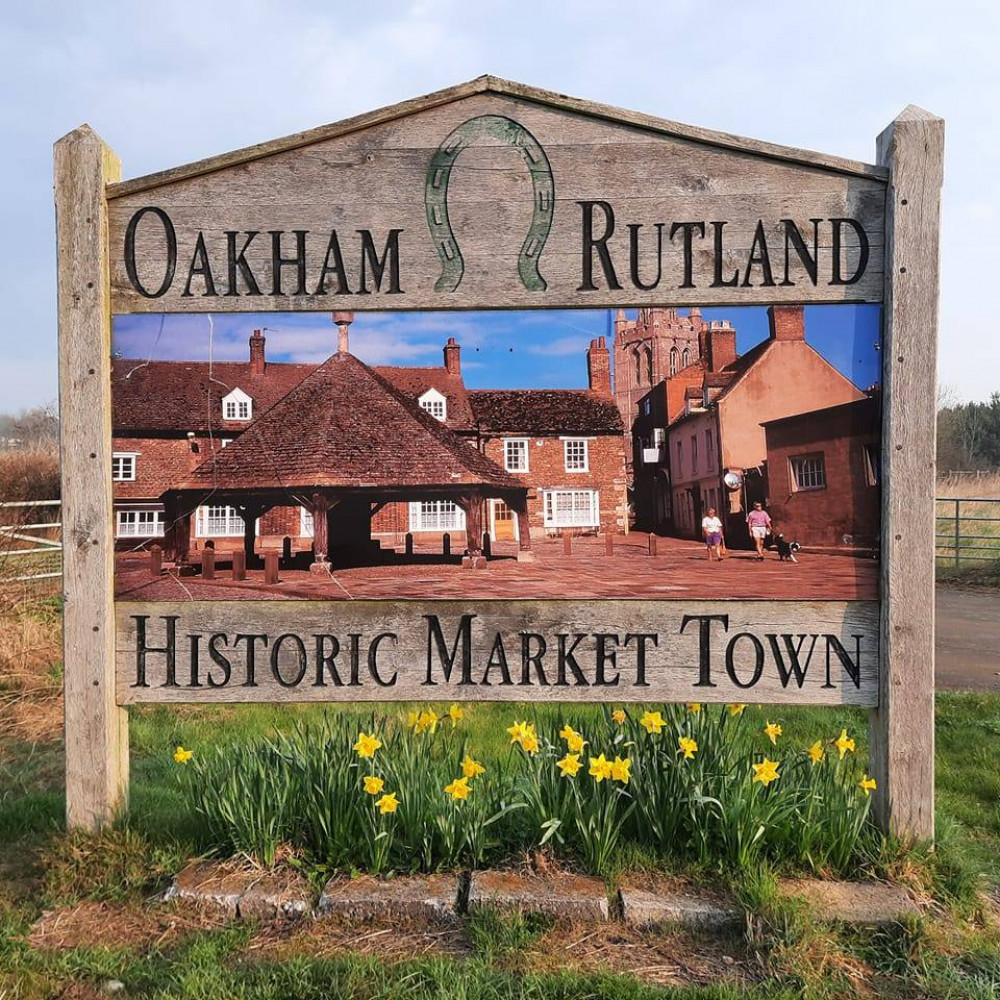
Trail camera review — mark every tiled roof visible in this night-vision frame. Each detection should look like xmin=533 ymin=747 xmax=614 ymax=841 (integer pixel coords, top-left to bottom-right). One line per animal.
xmin=468 ymin=390 xmax=623 ymax=436
xmin=374 ymin=366 xmax=475 ymax=430
xmin=112 ymin=360 xmax=315 ymax=432
xmin=173 ymin=352 xmax=523 ymax=492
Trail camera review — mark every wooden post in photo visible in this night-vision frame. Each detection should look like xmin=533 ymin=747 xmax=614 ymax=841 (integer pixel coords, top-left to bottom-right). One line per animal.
xmin=201 ymin=547 xmax=215 ymax=580
xmin=870 ymin=106 xmax=944 ymax=842
xmin=232 ymin=548 xmax=246 ymax=581
xmin=55 ymin=125 xmax=128 ymax=830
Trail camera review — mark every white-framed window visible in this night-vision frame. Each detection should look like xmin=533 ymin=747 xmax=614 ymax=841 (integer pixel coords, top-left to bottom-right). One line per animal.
xmin=196 ymin=505 xmax=245 ymax=537
xmin=864 ymin=443 xmax=880 ymax=486
xmin=543 ymin=489 xmax=599 ymax=528
xmin=222 ymin=387 xmax=252 ymax=422
xmin=418 ymin=388 xmax=447 ymax=422
xmin=115 ymin=507 xmax=163 ymax=538
xmin=503 ymin=438 xmax=529 ymax=473
xmin=790 ymin=454 xmax=827 ymax=491
xmin=562 ymin=438 xmax=590 ymax=473
xmin=408 ymin=500 xmax=466 ymax=532
xmin=112 ymin=452 xmax=137 ymax=481
xmin=300 ymin=507 xmax=314 ymax=537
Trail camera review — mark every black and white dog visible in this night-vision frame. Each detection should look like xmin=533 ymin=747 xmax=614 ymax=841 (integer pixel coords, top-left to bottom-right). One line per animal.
xmin=771 ymin=533 xmax=800 ymax=563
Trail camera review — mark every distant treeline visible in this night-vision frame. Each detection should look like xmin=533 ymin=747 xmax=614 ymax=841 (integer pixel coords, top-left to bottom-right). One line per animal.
xmin=938 ymin=393 xmax=1000 ymax=474
xmin=0 ymin=405 xmax=58 ymax=450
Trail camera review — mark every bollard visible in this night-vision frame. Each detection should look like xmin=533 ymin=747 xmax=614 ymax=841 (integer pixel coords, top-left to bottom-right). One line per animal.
xmin=648 ymin=534 xmax=658 ymax=556
xmin=149 ymin=544 xmax=162 ymax=577
xmin=201 ymin=546 xmax=215 ymax=580
xmin=282 ymin=536 xmax=292 ymax=562
xmin=605 ymin=533 xmax=614 ymax=557
xmin=232 ymin=548 xmax=246 ymax=581
xmin=264 ymin=550 xmax=279 ymax=585
xmin=443 ymin=532 xmax=451 ymax=556
xmin=405 ymin=532 xmax=414 ymax=557
xmin=563 ymin=532 xmax=572 ymax=555
xmin=482 ymin=532 xmax=492 ymax=558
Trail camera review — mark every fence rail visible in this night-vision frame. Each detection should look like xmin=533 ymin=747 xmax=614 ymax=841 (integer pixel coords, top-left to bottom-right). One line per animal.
xmin=0 ymin=499 xmax=62 ymax=583
xmin=935 ymin=496 xmax=1000 ymax=567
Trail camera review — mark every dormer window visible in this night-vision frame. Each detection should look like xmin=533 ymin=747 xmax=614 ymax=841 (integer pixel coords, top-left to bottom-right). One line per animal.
xmin=418 ymin=388 xmax=447 ymax=422
xmin=222 ymin=387 xmax=252 ymax=422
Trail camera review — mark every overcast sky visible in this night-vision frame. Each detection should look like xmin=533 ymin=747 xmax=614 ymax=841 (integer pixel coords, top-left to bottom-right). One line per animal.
xmin=2 ymin=0 xmax=995 ymax=412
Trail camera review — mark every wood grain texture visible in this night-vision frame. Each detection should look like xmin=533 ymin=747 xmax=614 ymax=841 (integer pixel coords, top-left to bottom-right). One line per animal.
xmin=115 ymin=600 xmax=879 ymax=706
xmin=55 ymin=126 xmax=129 ymax=830
xmin=870 ymin=106 xmax=944 ymax=842
xmin=107 ymin=91 xmax=886 ymax=313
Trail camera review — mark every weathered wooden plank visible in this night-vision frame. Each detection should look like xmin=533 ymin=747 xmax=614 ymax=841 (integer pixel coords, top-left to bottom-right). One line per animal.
xmin=54 ymin=126 xmax=129 ymax=830
xmin=870 ymin=107 xmax=943 ymax=842
xmin=107 ymin=93 xmax=886 ymax=313
xmin=115 ymin=600 xmax=879 ymax=706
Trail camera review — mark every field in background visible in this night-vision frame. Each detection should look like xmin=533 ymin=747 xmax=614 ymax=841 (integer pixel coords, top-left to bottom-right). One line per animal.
xmin=936 ymin=472 xmax=1000 ymax=587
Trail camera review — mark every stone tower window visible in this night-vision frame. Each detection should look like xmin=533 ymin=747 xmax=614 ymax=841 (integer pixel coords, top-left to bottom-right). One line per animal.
xmin=669 ymin=347 xmax=678 ymax=376
xmin=645 ymin=347 xmax=653 ymax=385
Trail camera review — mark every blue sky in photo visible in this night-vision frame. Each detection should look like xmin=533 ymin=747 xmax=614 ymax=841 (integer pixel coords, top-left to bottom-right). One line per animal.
xmin=112 ymin=305 xmax=882 ymax=391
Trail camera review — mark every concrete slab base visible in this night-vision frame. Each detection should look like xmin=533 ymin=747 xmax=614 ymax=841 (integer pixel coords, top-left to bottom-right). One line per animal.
xmin=779 ymin=879 xmax=920 ymax=924
xmin=461 ymin=555 xmax=488 ymax=569
xmin=317 ymin=874 xmax=461 ymax=922
xmin=164 ymin=862 xmax=312 ymax=919
xmin=467 ymin=871 xmax=609 ymax=921
xmin=619 ymin=887 xmax=741 ymax=931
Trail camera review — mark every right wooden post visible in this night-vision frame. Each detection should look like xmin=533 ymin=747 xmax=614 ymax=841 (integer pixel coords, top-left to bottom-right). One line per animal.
xmin=870 ymin=105 xmax=944 ymax=842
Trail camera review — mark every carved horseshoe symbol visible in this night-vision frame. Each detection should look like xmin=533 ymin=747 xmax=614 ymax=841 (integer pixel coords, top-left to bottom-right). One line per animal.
xmin=425 ymin=115 xmax=554 ymax=293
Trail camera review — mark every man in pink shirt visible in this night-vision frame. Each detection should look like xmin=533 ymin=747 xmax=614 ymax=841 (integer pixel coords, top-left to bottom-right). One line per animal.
xmin=746 ymin=502 xmax=772 ymax=562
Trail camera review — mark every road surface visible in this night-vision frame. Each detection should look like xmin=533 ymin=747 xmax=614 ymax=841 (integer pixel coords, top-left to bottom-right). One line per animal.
xmin=936 ymin=587 xmax=1000 ymax=692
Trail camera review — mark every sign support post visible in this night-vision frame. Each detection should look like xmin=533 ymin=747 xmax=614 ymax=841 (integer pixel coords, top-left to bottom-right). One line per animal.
xmin=55 ymin=125 xmax=128 ymax=830
xmin=871 ymin=106 xmax=944 ymax=841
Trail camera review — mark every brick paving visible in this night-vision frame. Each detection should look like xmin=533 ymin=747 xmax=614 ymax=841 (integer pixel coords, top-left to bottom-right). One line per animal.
xmin=116 ymin=532 xmax=876 ymax=601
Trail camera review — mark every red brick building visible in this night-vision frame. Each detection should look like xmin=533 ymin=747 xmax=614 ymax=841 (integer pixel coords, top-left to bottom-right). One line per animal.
xmin=762 ymin=394 xmax=881 ymax=552
xmin=111 ymin=319 xmax=625 ymax=565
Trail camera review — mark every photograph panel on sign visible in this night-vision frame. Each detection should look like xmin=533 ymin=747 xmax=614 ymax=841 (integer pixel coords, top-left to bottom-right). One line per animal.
xmin=110 ymin=304 xmax=881 ymax=602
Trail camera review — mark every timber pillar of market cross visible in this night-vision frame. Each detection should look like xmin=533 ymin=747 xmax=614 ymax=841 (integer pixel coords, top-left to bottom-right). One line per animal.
xmin=56 ymin=76 xmax=941 ymax=841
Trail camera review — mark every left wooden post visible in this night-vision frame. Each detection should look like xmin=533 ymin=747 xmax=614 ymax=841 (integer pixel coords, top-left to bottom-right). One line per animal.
xmin=55 ymin=125 xmax=128 ymax=830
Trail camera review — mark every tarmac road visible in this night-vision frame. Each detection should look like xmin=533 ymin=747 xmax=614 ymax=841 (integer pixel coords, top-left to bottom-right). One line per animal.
xmin=936 ymin=586 xmax=1000 ymax=692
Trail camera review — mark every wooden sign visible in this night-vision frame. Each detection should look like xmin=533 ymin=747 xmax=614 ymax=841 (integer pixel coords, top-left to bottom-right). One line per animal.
xmin=55 ymin=76 xmax=942 ymax=842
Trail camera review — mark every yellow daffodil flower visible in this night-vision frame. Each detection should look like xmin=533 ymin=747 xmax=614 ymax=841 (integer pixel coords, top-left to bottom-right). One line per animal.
xmin=520 ymin=729 xmax=540 ymax=754
xmin=764 ymin=722 xmax=782 ymax=745
xmin=687 ymin=702 xmax=701 ymax=714
xmin=406 ymin=710 xmax=421 ymax=732
xmin=353 ymin=732 xmax=382 ymax=758
xmin=752 ymin=758 xmax=781 ymax=786
xmin=589 ymin=753 xmax=613 ymax=782
xmin=834 ymin=729 xmax=856 ymax=759
xmin=444 ymin=776 xmax=471 ymax=800
xmin=363 ymin=775 xmax=384 ymax=796
xmin=461 ymin=755 xmax=486 ymax=779
xmin=860 ymin=774 xmax=877 ymax=796
xmin=173 ymin=746 xmax=193 ymax=765
xmin=507 ymin=720 xmax=528 ymax=744
xmin=611 ymin=708 xmax=626 ymax=725
xmin=728 ymin=704 xmax=747 ymax=717
xmin=415 ymin=709 xmax=440 ymax=735
xmin=807 ymin=741 xmax=825 ymax=765
xmin=610 ymin=755 xmax=632 ymax=784
xmin=677 ymin=736 xmax=698 ymax=760
xmin=449 ymin=703 xmax=464 ymax=727
xmin=559 ymin=724 xmax=586 ymax=753
xmin=639 ymin=710 xmax=665 ymax=734
xmin=376 ymin=792 xmax=399 ymax=814
xmin=556 ymin=752 xmax=582 ymax=778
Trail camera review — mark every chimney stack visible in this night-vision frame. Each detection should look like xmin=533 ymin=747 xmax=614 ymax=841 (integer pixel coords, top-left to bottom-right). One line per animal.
xmin=444 ymin=337 xmax=461 ymax=375
xmin=768 ymin=305 xmax=805 ymax=342
xmin=703 ymin=320 xmax=737 ymax=372
xmin=333 ymin=311 xmax=355 ymax=354
xmin=249 ymin=329 xmax=266 ymax=374
xmin=587 ymin=335 xmax=612 ymax=396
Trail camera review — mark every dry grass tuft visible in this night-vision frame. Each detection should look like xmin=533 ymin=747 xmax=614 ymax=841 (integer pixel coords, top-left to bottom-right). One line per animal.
xmin=937 ymin=471 xmax=1000 ymax=500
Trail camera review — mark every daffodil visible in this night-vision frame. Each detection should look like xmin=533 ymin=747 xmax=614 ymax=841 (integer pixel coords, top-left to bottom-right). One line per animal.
xmin=449 ymin=703 xmax=464 ymax=727
xmin=406 ymin=710 xmax=421 ymax=731
xmin=860 ymin=774 xmax=877 ymax=796
xmin=353 ymin=732 xmax=382 ymax=758
xmin=728 ymin=703 xmax=747 ymax=717
xmin=834 ymin=729 xmax=856 ymax=760
xmin=363 ymin=775 xmax=384 ymax=795
xmin=677 ymin=736 xmax=698 ymax=760
xmin=173 ymin=746 xmax=193 ymax=765
xmin=461 ymin=755 xmax=486 ymax=779
xmin=556 ymin=752 xmax=582 ymax=778
xmin=752 ymin=758 xmax=781 ymax=786
xmin=611 ymin=708 xmax=626 ymax=725
xmin=610 ymin=755 xmax=632 ymax=784
xmin=589 ymin=753 xmax=613 ymax=782
xmin=520 ymin=729 xmax=540 ymax=754
xmin=687 ymin=702 xmax=701 ymax=714
xmin=764 ymin=721 xmax=782 ymax=745
xmin=507 ymin=720 xmax=529 ymax=744
xmin=639 ymin=710 xmax=665 ymax=734
xmin=444 ymin=776 xmax=471 ymax=800
xmin=559 ymin=724 xmax=586 ymax=753
xmin=376 ymin=792 xmax=399 ymax=814
xmin=807 ymin=740 xmax=825 ymax=765
xmin=415 ymin=709 xmax=440 ymax=735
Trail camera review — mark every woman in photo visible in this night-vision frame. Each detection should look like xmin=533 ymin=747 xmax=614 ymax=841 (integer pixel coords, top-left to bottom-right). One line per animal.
xmin=746 ymin=501 xmax=772 ymax=561
xmin=702 ymin=507 xmax=724 ymax=562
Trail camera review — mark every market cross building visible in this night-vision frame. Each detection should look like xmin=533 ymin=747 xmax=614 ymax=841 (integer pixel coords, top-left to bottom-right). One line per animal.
xmin=111 ymin=315 xmax=627 ymax=570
